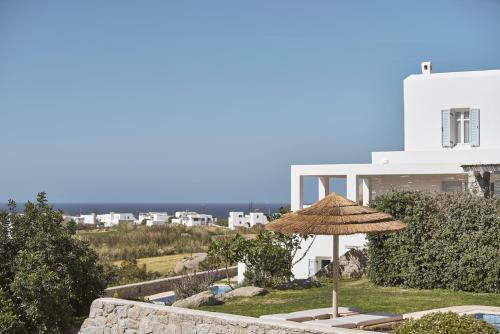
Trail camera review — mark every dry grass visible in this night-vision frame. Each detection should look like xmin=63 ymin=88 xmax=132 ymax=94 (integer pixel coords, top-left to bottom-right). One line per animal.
xmin=113 ymin=253 xmax=190 ymax=275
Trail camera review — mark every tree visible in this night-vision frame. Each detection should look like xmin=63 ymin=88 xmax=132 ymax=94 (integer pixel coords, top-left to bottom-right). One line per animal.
xmin=66 ymin=219 xmax=77 ymax=235
xmin=208 ymin=231 xmax=308 ymax=288
xmin=207 ymin=234 xmax=245 ymax=287
xmin=0 ymin=193 xmax=111 ymax=333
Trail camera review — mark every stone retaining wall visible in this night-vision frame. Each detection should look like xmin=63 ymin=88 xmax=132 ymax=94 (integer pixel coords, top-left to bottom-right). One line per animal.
xmin=79 ymin=298 xmax=373 ymax=334
xmin=105 ymin=267 xmax=238 ymax=299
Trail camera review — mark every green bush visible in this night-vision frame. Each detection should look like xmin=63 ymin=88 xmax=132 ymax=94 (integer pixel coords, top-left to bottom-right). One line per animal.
xmin=368 ymin=190 xmax=500 ymax=293
xmin=0 ymin=193 xmax=111 ymax=333
xmin=395 ymin=312 xmax=497 ymax=334
xmin=208 ymin=231 xmax=308 ymax=288
xmin=111 ymin=258 xmax=161 ymax=286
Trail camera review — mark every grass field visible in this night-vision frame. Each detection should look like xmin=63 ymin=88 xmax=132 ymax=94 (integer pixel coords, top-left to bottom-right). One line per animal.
xmin=200 ymin=278 xmax=500 ymax=317
xmin=113 ymin=253 xmax=190 ymax=275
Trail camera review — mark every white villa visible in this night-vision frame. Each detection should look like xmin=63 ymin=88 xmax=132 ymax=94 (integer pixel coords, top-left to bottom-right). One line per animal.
xmin=291 ymin=62 xmax=500 ymax=279
xmin=63 ymin=213 xmax=97 ymax=225
xmin=96 ymin=212 xmax=136 ymax=227
xmin=228 ymin=211 xmax=269 ymax=229
xmin=137 ymin=212 xmax=170 ymax=226
xmin=171 ymin=211 xmax=216 ymax=227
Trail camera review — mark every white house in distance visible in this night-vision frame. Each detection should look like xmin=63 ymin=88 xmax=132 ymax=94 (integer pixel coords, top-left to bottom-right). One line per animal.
xmin=228 ymin=211 xmax=269 ymax=229
xmin=63 ymin=213 xmax=97 ymax=225
xmin=291 ymin=62 xmax=500 ymax=279
xmin=171 ymin=211 xmax=216 ymax=227
xmin=96 ymin=212 xmax=136 ymax=227
xmin=137 ymin=212 xmax=170 ymax=226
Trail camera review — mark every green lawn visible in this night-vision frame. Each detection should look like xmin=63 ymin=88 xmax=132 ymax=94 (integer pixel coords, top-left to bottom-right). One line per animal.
xmin=200 ymin=278 xmax=500 ymax=317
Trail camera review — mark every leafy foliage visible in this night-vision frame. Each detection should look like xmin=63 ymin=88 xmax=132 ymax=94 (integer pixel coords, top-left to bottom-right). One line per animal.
xmin=0 ymin=288 xmax=24 ymax=334
xmin=395 ymin=312 xmax=497 ymax=334
xmin=368 ymin=190 xmax=500 ymax=293
xmin=0 ymin=193 xmax=110 ymax=333
xmin=173 ymin=271 xmax=218 ymax=300
xmin=208 ymin=231 xmax=307 ymax=288
xmin=110 ymin=258 xmax=161 ymax=286
xmin=207 ymin=235 xmax=244 ymax=287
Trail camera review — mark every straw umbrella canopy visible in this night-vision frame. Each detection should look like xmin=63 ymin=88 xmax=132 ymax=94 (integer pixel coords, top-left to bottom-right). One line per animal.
xmin=266 ymin=192 xmax=405 ymax=318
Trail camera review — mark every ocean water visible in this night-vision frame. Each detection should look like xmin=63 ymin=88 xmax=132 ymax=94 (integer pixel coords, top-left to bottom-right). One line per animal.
xmin=0 ymin=202 xmax=287 ymax=220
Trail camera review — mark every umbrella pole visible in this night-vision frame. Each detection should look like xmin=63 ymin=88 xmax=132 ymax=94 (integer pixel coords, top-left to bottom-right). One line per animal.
xmin=332 ymin=235 xmax=339 ymax=318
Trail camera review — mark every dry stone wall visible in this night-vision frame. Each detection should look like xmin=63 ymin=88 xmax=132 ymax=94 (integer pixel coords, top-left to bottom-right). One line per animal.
xmin=79 ymin=298 xmax=372 ymax=334
xmin=105 ymin=267 xmax=237 ymax=299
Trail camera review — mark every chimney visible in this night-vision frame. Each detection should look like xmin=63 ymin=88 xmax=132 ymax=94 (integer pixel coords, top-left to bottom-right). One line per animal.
xmin=421 ymin=61 xmax=432 ymax=75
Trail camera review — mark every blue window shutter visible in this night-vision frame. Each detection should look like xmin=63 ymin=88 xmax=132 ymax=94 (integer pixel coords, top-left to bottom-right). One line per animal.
xmin=441 ymin=110 xmax=452 ymax=147
xmin=470 ymin=109 xmax=480 ymax=147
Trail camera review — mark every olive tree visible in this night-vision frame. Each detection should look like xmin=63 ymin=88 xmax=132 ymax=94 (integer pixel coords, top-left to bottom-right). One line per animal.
xmin=0 ymin=193 xmax=111 ymax=333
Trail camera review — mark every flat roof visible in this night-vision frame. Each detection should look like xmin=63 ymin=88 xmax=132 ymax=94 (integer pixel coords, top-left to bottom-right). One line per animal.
xmin=405 ymin=68 xmax=500 ymax=81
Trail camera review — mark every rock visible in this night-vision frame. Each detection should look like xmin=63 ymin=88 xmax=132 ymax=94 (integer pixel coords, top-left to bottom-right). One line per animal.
xmin=174 ymin=253 xmax=208 ymax=274
xmin=339 ymin=248 xmax=368 ymax=279
xmin=220 ymin=286 xmax=266 ymax=300
xmin=172 ymin=291 xmax=222 ymax=309
xmin=315 ymin=248 xmax=368 ymax=279
xmin=274 ymin=278 xmax=321 ymax=290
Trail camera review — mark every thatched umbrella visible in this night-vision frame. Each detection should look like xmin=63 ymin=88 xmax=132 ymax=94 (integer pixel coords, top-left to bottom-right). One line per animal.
xmin=266 ymin=192 xmax=405 ymax=317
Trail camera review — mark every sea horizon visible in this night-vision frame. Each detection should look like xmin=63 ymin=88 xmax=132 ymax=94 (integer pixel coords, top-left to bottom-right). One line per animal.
xmin=0 ymin=202 xmax=288 ymax=220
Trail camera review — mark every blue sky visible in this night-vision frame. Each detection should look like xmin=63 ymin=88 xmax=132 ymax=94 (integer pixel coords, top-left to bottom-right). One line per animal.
xmin=1 ymin=0 xmax=500 ymax=203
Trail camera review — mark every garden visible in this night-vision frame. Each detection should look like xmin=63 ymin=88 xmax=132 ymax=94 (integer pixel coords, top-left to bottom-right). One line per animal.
xmin=197 ymin=190 xmax=500 ymax=333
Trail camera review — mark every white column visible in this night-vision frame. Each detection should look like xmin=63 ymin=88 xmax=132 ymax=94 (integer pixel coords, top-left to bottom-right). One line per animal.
xmin=291 ymin=173 xmax=304 ymax=212
xmin=361 ymin=178 xmax=371 ymax=206
xmin=346 ymin=174 xmax=358 ymax=203
xmin=318 ymin=176 xmax=330 ymax=200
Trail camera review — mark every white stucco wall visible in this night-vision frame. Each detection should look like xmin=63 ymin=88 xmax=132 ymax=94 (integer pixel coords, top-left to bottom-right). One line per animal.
xmin=404 ymin=70 xmax=500 ymax=152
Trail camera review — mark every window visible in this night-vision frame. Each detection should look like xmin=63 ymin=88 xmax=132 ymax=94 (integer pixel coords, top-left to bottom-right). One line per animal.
xmin=442 ymin=180 xmax=465 ymax=193
xmin=442 ymin=109 xmax=480 ymax=147
xmin=494 ymin=180 xmax=500 ymax=198
xmin=453 ymin=111 xmax=470 ymax=144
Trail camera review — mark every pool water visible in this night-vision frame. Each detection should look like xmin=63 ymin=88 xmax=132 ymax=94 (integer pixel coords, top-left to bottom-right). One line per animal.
xmin=475 ymin=313 xmax=500 ymax=331
xmin=210 ymin=285 xmax=232 ymax=296
xmin=149 ymin=285 xmax=232 ymax=305
xmin=151 ymin=294 xmax=176 ymax=304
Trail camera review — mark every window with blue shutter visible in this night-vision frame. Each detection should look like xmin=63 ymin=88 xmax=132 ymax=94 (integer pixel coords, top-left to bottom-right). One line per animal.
xmin=469 ymin=109 xmax=480 ymax=147
xmin=441 ymin=110 xmax=452 ymax=147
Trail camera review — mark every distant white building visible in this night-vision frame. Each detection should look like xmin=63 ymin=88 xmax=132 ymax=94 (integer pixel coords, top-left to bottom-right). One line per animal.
xmin=81 ymin=213 xmax=97 ymax=225
xmin=228 ymin=211 xmax=268 ymax=229
xmin=96 ymin=212 xmax=136 ymax=227
xmin=137 ymin=212 xmax=170 ymax=226
xmin=63 ymin=213 xmax=97 ymax=225
xmin=171 ymin=211 xmax=215 ymax=227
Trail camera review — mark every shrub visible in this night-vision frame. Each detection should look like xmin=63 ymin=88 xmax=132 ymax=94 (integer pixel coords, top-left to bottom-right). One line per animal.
xmin=173 ymin=271 xmax=218 ymax=300
xmin=395 ymin=312 xmax=497 ymax=334
xmin=0 ymin=288 xmax=24 ymax=333
xmin=0 ymin=193 xmax=111 ymax=333
xmin=77 ymin=224 xmax=224 ymax=261
xmin=111 ymin=258 xmax=161 ymax=286
xmin=241 ymin=231 xmax=299 ymax=287
xmin=368 ymin=190 xmax=500 ymax=293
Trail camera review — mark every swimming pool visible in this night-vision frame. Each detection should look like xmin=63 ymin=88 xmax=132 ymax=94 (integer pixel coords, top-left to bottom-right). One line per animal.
xmin=210 ymin=284 xmax=232 ymax=296
xmin=148 ymin=284 xmax=232 ymax=305
xmin=475 ymin=313 xmax=500 ymax=331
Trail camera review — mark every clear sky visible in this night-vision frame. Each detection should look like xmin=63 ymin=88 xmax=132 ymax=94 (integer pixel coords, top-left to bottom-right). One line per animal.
xmin=1 ymin=0 xmax=500 ymax=203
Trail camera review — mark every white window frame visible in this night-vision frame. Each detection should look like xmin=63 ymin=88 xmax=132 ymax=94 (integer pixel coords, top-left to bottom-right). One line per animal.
xmin=451 ymin=109 xmax=470 ymax=146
